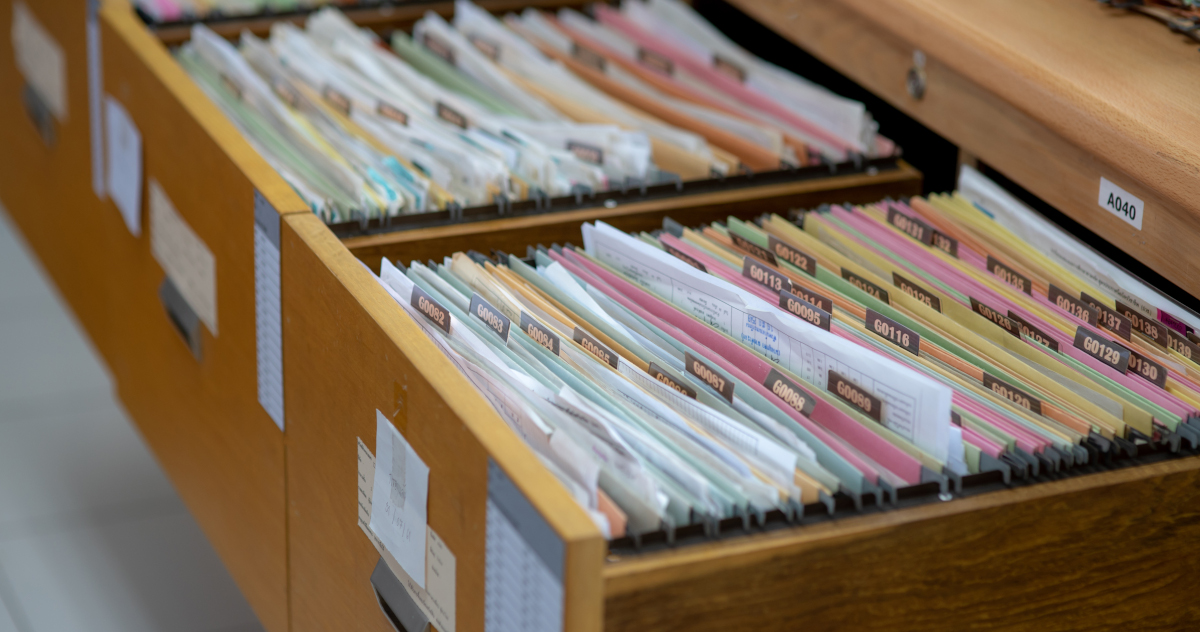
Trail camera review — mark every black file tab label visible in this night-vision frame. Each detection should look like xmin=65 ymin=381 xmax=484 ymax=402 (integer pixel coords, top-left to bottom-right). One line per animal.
xmin=887 ymin=207 xmax=934 ymax=245
xmin=764 ymin=368 xmax=816 ymax=416
xmin=470 ymin=294 xmax=510 ymax=341
xmin=730 ymin=233 xmax=777 ymax=265
xmin=566 ymin=140 xmax=604 ymax=165
xmin=712 ymin=55 xmax=747 ymax=83
xmin=468 ymin=34 xmax=501 ymax=60
xmin=521 ymin=313 xmax=559 ymax=355
xmin=983 ymin=373 xmax=1042 ymax=415
xmin=788 ymin=286 xmax=833 ymax=314
xmin=970 ymin=297 xmax=1020 ymax=338
xmin=271 ymin=78 xmax=299 ymax=108
xmin=377 ymin=102 xmax=409 ymax=126
xmin=322 ymin=86 xmax=351 ymax=116
xmin=743 ymin=258 xmax=791 ymax=294
xmin=574 ymin=328 xmax=619 ymax=368
xmin=1168 ymin=329 xmax=1200 ymax=364
xmin=866 ymin=309 xmax=920 ymax=356
xmin=768 ymin=235 xmax=817 ymax=276
xmin=1082 ymin=293 xmax=1132 ymax=340
xmin=436 ymin=101 xmax=468 ymax=129
xmin=571 ymin=42 xmax=606 ymax=71
xmin=1116 ymin=301 xmax=1168 ymax=347
xmin=649 ymin=362 xmax=696 ymax=399
xmin=1126 ymin=348 xmax=1167 ymax=389
xmin=987 ymin=255 xmax=1032 ymax=295
xmin=411 ymin=286 xmax=451 ymax=334
xmin=685 ymin=352 xmax=734 ymax=403
xmin=780 ymin=291 xmax=831 ymax=331
xmin=931 ymin=230 xmax=959 ymax=258
xmin=637 ymin=48 xmax=674 ymax=75
xmin=1074 ymin=326 xmax=1131 ymax=374
xmin=893 ymin=272 xmax=941 ymax=312
xmin=422 ymin=32 xmax=456 ymax=65
xmin=841 ymin=268 xmax=890 ymax=304
xmin=663 ymin=244 xmax=706 ymax=272
xmin=1008 ymin=311 xmax=1059 ymax=352
xmin=1049 ymin=285 xmax=1097 ymax=325
xmin=828 ymin=371 xmax=882 ymax=422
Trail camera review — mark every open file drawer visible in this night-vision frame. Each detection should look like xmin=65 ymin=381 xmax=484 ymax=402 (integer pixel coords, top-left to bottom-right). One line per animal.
xmin=284 ymin=208 xmax=1200 ymax=632
xmin=0 ymin=1 xmax=919 ymax=630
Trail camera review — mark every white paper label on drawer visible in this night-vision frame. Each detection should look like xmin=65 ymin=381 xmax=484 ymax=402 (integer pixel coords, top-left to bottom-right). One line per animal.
xmin=254 ymin=193 xmax=283 ymax=431
xmin=1098 ymin=177 xmax=1144 ymax=230
xmin=12 ymin=2 xmax=66 ymax=121
xmin=485 ymin=459 xmax=563 ymax=632
xmin=105 ymin=96 xmax=142 ymax=236
xmin=150 ymin=179 xmax=217 ymax=334
xmin=87 ymin=0 xmax=105 ymax=199
xmin=370 ymin=410 xmax=430 ymax=588
xmin=358 ymin=437 xmax=455 ymax=632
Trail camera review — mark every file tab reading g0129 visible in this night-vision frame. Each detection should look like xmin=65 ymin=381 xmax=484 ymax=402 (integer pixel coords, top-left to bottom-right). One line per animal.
xmin=1074 ymin=326 xmax=1131 ymax=374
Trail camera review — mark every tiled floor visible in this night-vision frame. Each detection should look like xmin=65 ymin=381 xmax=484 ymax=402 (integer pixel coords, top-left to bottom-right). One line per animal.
xmin=0 ymin=205 xmax=263 ymax=632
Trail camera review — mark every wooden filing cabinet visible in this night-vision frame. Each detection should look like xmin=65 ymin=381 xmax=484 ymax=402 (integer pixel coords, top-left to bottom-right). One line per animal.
xmin=0 ymin=1 xmax=921 ymax=631
xmin=4 ymin=0 xmax=1198 ymax=629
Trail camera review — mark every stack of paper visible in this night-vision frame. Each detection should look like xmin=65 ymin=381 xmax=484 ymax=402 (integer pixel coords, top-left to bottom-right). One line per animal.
xmin=371 ymin=166 xmax=1200 ymax=540
xmin=176 ymin=0 xmax=890 ymax=224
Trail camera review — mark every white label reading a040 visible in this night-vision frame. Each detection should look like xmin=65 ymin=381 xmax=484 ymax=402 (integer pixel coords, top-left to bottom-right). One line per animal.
xmin=1098 ymin=177 xmax=1144 ymax=230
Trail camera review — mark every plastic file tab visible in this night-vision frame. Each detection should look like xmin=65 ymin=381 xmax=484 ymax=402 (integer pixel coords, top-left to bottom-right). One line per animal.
xmin=893 ymin=272 xmax=941 ymax=312
xmin=780 ymin=291 xmax=831 ymax=331
xmin=1048 ymin=285 xmax=1098 ymax=326
xmin=1116 ymin=301 xmax=1169 ymax=347
xmin=828 ymin=370 xmax=883 ymax=423
xmin=866 ymin=309 xmax=920 ymax=356
xmin=1082 ymin=293 xmax=1132 ymax=340
xmin=841 ymin=269 xmax=889 ymax=304
xmin=768 ymin=235 xmax=817 ymax=275
xmin=986 ymin=255 xmax=1031 ymax=295
xmin=1074 ymin=326 xmax=1131 ymax=374
xmin=970 ymin=297 xmax=1020 ymax=338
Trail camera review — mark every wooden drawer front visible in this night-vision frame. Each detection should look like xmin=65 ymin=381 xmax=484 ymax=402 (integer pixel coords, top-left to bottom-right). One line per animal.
xmin=283 ymin=213 xmax=606 ymax=632
xmin=603 ymin=456 xmax=1200 ymax=630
